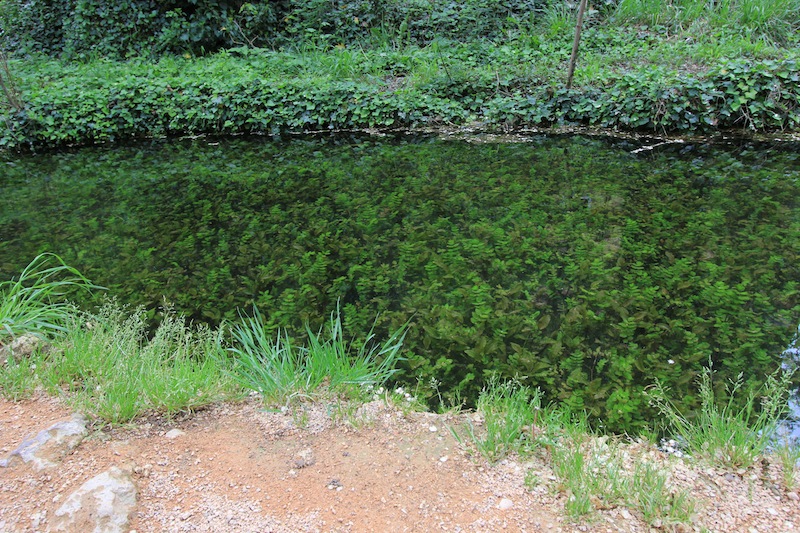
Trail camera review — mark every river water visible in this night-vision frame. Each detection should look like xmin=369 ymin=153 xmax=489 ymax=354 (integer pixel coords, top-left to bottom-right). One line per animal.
xmin=1 ymin=133 xmax=798 ymax=433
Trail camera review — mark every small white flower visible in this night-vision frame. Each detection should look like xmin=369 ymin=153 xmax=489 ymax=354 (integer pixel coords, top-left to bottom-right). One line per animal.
xmin=668 ymin=359 xmax=675 ymax=365
xmin=395 ymin=387 xmax=404 ymax=395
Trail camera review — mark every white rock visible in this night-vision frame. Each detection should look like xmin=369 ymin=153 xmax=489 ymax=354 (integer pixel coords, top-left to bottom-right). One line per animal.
xmin=428 ymin=425 xmax=437 ymax=432
xmin=0 ymin=333 xmax=42 ymax=360
xmin=164 ymin=429 xmax=185 ymax=439
xmin=49 ymin=466 xmax=137 ymax=533
xmin=1 ymin=414 xmax=88 ymax=470
xmin=498 ymin=498 xmax=513 ymax=510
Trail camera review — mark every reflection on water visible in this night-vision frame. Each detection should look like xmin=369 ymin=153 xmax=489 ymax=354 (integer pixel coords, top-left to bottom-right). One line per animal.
xmin=780 ymin=325 xmax=800 ymax=445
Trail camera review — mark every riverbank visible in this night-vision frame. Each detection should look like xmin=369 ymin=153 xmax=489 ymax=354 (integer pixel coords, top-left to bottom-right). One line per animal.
xmin=2 ymin=22 xmax=799 ymax=151
xmin=1 ymin=393 xmax=798 ymax=532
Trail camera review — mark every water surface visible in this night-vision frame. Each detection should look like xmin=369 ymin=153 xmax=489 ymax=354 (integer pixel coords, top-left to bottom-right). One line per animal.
xmin=2 ymin=134 xmax=798 ymax=432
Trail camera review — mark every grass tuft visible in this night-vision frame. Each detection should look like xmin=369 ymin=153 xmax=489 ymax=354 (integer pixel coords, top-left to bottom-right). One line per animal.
xmin=39 ymin=302 xmax=236 ymax=423
xmin=226 ymin=304 xmax=407 ymax=406
xmin=771 ymin=429 xmax=800 ymax=491
xmin=0 ymin=353 xmax=37 ymax=400
xmin=0 ymin=253 xmax=101 ymax=345
xmin=648 ymin=363 xmax=794 ymax=470
xmin=461 ymin=378 xmax=541 ymax=462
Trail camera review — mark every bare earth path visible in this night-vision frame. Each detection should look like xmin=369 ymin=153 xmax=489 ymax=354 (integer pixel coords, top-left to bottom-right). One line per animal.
xmin=1 ymin=395 xmax=798 ymax=532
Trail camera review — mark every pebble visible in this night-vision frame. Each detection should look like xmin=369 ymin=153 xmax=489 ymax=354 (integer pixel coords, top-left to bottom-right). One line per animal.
xmin=498 ymin=498 xmax=513 ymax=510
xmin=164 ymin=429 xmax=185 ymax=439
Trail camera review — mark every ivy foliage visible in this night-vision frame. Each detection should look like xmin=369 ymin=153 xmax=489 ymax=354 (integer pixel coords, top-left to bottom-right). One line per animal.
xmin=1 ymin=135 xmax=798 ymax=433
xmin=2 ymin=51 xmax=798 ymax=151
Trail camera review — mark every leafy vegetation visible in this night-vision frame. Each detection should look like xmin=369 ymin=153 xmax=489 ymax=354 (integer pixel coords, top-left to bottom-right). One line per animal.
xmin=0 ymin=0 xmax=553 ymax=57
xmin=0 ymin=0 xmax=798 ymax=434
xmin=1 ymin=48 xmax=798 ymax=149
xmin=1 ymin=1 xmax=799 ymax=148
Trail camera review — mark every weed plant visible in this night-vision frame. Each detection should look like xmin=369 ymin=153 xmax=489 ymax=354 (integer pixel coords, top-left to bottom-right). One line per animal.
xmin=630 ymin=461 xmax=696 ymax=525
xmin=648 ymin=364 xmax=794 ymax=470
xmin=0 ymin=253 xmax=100 ymax=345
xmin=226 ymin=305 xmax=407 ymax=406
xmin=773 ymin=437 xmax=800 ymax=491
xmin=467 ymin=378 xmax=695 ymax=525
xmin=0 ymin=354 xmax=37 ymax=400
xmin=613 ymin=0 xmax=800 ymax=44
xmin=550 ymin=436 xmax=628 ymax=517
xmin=38 ymin=302 xmax=235 ymax=423
xmin=459 ymin=378 xmax=541 ymax=462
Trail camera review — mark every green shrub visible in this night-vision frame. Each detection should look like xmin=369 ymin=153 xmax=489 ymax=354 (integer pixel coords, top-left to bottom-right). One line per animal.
xmin=0 ymin=0 xmax=279 ymax=57
xmin=0 ymin=0 xmax=556 ymax=57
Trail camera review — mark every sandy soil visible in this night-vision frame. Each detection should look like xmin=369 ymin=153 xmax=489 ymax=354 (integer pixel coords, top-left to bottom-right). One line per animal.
xmin=1 ymin=395 xmax=798 ymax=532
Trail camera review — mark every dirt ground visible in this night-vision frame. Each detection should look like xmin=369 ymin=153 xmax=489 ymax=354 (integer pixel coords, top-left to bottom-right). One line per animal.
xmin=1 ymin=395 xmax=798 ymax=532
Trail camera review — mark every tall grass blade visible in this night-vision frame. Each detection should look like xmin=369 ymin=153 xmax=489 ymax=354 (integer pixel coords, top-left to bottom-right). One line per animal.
xmin=0 ymin=253 xmax=102 ymax=343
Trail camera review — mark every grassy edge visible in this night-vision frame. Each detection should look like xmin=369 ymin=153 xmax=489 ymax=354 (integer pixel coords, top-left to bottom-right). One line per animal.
xmin=1 ymin=258 xmax=798 ymax=527
xmin=453 ymin=374 xmax=797 ymax=527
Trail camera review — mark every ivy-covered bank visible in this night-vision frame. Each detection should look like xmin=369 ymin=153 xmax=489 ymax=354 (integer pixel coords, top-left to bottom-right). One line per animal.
xmin=2 ymin=0 xmax=800 ymax=151
xmin=2 ymin=52 xmax=799 ymax=150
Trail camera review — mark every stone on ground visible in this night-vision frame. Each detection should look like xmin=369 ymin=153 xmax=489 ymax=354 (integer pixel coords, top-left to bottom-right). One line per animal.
xmin=49 ymin=466 xmax=137 ymax=533
xmin=0 ymin=413 xmax=88 ymax=470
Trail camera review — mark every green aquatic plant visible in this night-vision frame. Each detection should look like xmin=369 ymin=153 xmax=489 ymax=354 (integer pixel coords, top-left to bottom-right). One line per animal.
xmin=2 ymin=137 xmax=798 ymax=433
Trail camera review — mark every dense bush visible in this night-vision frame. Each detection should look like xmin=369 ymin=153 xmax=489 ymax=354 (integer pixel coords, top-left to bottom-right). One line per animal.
xmin=0 ymin=0 xmax=279 ymax=57
xmin=0 ymin=0 xmax=554 ymax=57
